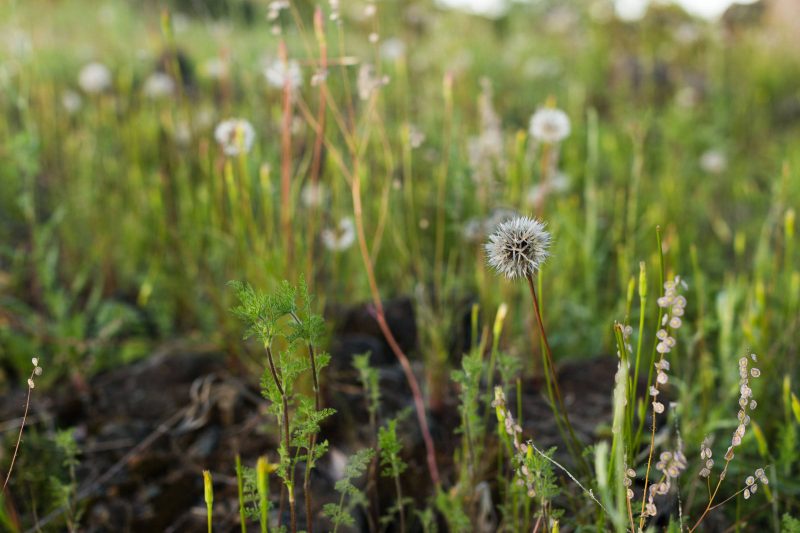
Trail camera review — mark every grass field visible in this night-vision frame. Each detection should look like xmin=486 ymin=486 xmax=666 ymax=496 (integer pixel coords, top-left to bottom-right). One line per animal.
xmin=1 ymin=0 xmax=799 ymax=531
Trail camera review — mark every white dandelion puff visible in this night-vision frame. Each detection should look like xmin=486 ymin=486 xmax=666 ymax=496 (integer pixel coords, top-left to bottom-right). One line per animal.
xmin=143 ymin=72 xmax=175 ymax=99
xmin=322 ymin=218 xmax=356 ymax=252
xmin=264 ymin=58 xmax=302 ymax=89
xmin=61 ymin=90 xmax=83 ymax=114
xmin=79 ymin=62 xmax=112 ymax=93
xmin=301 ymin=181 xmax=328 ymax=208
xmin=700 ymin=149 xmax=727 ymax=175
xmin=357 ymin=63 xmax=389 ymax=101
xmin=380 ymin=38 xmax=406 ymax=60
xmin=485 ymin=216 xmax=551 ymax=280
xmin=529 ymin=107 xmax=571 ymax=143
xmin=214 ymin=118 xmax=256 ymax=156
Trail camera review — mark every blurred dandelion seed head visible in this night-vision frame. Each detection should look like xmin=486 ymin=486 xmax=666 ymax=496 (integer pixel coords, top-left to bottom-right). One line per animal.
xmin=322 ymin=218 xmax=356 ymax=252
xmin=264 ymin=58 xmax=302 ymax=89
xmin=529 ymin=107 xmax=570 ymax=143
xmin=301 ymin=181 xmax=328 ymax=208
xmin=700 ymin=149 xmax=728 ymax=175
xmin=79 ymin=62 xmax=112 ymax=93
xmin=62 ymin=90 xmax=83 ymax=114
xmin=143 ymin=72 xmax=175 ymax=99
xmin=214 ymin=118 xmax=255 ymax=156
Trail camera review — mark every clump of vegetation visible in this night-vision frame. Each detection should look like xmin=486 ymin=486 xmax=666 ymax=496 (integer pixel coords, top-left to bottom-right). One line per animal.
xmin=229 ymin=278 xmax=333 ymax=533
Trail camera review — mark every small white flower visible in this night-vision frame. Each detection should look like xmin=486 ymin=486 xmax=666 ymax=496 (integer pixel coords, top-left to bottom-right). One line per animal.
xmin=485 ymin=216 xmax=551 ymax=280
xmin=529 ymin=107 xmax=571 ymax=143
xmin=264 ymin=58 xmax=302 ymax=89
xmin=214 ymin=118 xmax=256 ymax=156
xmin=143 ymin=72 xmax=175 ymax=99
xmin=322 ymin=218 xmax=356 ymax=252
xmin=79 ymin=62 xmax=112 ymax=93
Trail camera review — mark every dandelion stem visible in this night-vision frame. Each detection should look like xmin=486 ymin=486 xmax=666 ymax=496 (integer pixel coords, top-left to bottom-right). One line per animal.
xmin=526 ymin=274 xmax=586 ymax=472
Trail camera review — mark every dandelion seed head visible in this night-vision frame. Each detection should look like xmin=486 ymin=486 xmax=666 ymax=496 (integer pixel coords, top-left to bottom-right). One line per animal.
xmin=214 ymin=118 xmax=255 ymax=156
xmin=700 ymin=149 xmax=728 ymax=175
xmin=62 ymin=90 xmax=82 ymax=113
xmin=529 ymin=107 xmax=571 ymax=143
xmin=264 ymin=58 xmax=302 ymax=89
xmin=380 ymin=38 xmax=406 ymax=61
xmin=485 ymin=216 xmax=551 ymax=280
xmin=357 ymin=63 xmax=388 ymax=101
xmin=79 ymin=62 xmax=112 ymax=93
xmin=301 ymin=181 xmax=328 ymax=208
xmin=143 ymin=71 xmax=175 ymax=99
xmin=322 ymin=218 xmax=356 ymax=252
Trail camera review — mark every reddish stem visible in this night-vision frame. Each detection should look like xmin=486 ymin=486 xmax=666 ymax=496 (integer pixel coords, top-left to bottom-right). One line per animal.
xmin=352 ymin=165 xmax=440 ymax=486
xmin=279 ymin=39 xmax=294 ymax=268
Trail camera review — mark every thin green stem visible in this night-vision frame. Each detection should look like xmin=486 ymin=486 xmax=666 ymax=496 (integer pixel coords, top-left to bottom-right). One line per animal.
xmin=526 ymin=274 xmax=587 ymax=473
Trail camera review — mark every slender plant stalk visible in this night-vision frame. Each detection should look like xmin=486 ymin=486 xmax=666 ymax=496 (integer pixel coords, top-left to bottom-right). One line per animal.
xmin=394 ymin=473 xmax=406 ymax=533
xmin=203 ymin=470 xmax=213 ymax=533
xmin=279 ymin=39 xmax=294 ymax=268
xmin=633 ymin=226 xmax=665 ymax=449
xmin=526 ymin=275 xmax=586 ymax=471
xmin=689 ymin=460 xmax=733 ymax=532
xmin=290 ymin=312 xmax=319 ymax=533
xmin=629 ymin=261 xmax=647 ymax=449
xmin=2 ymin=369 xmax=35 ymax=491
xmin=265 ymin=343 xmax=296 ymax=533
xmin=305 ymin=7 xmax=328 ymax=292
xmin=236 ymin=455 xmax=247 ymax=533
xmin=434 ymin=73 xmax=453 ymax=301
xmin=351 ymin=161 xmax=441 ymax=486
